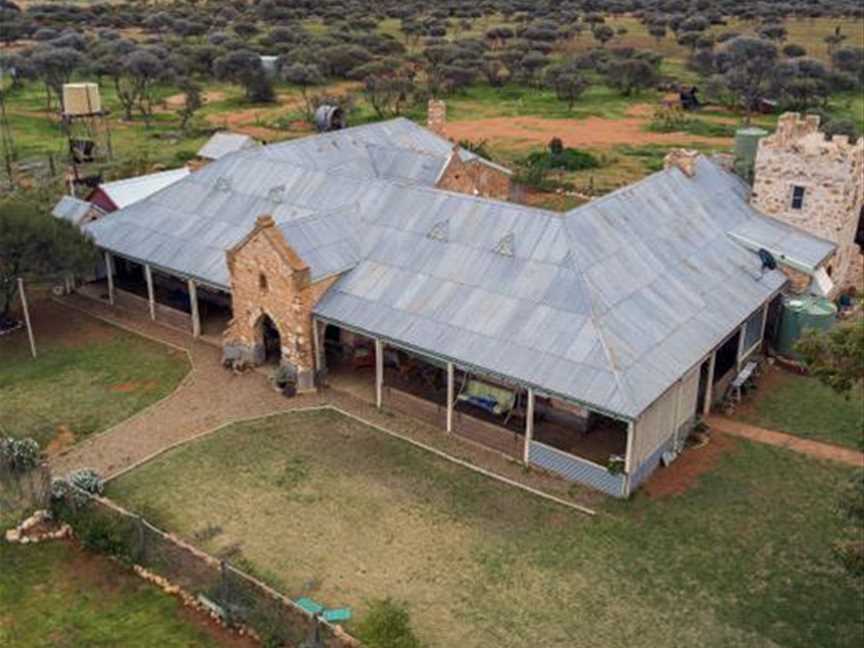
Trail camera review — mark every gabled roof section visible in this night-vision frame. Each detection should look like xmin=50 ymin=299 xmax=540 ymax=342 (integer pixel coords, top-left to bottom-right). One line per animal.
xmin=97 ymin=167 xmax=191 ymax=210
xmin=52 ymin=195 xmax=103 ymax=225
xmin=197 ymin=132 xmax=259 ymax=160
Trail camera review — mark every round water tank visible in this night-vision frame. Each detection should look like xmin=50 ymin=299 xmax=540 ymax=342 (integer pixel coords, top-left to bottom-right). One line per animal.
xmin=734 ymin=127 xmax=768 ymax=182
xmin=314 ymin=105 xmax=346 ymax=132
xmin=776 ymin=295 xmax=837 ymax=358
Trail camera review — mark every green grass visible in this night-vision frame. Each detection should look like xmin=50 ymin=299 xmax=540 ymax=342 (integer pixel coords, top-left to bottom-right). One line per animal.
xmin=0 ymin=306 xmax=189 ymax=447
xmin=108 ymin=408 xmax=863 ymax=648
xmin=738 ymin=368 xmax=864 ymax=450
xmin=0 ymin=540 xmax=228 ymax=647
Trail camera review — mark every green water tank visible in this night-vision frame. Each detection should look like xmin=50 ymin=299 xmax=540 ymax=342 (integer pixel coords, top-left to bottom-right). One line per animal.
xmin=776 ymin=295 xmax=837 ymax=358
xmin=734 ymin=127 xmax=768 ymax=183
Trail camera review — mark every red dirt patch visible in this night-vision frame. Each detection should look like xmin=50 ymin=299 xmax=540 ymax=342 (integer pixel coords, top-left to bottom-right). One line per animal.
xmin=444 ymin=114 xmax=732 ymax=151
xmin=642 ymin=433 xmax=737 ymax=499
xmin=111 ymin=381 xmax=158 ymax=394
xmin=0 ymin=299 xmax=116 ymax=351
xmin=45 ymin=425 xmax=77 ymax=456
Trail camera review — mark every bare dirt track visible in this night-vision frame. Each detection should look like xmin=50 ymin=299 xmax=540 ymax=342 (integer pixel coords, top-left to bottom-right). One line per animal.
xmin=443 ymin=110 xmax=733 ymax=151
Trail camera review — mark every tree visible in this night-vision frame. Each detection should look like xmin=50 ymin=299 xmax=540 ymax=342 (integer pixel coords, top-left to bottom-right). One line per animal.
xmin=648 ymin=23 xmax=667 ymax=44
xmin=832 ymin=47 xmax=864 ymax=87
xmin=363 ymin=73 xmax=416 ymax=118
xmin=545 ymin=62 xmax=590 ymax=110
xmin=715 ymin=37 xmax=779 ymax=123
xmin=214 ymin=50 xmax=275 ymax=103
xmin=0 ymin=194 xmax=98 ymax=320
xmin=772 ymin=57 xmax=831 ymax=110
xmin=175 ymin=77 xmax=202 ymax=131
xmin=592 ymin=24 xmax=614 ymax=48
xmin=606 ymin=58 xmax=660 ymax=96
xmin=123 ymin=49 xmax=166 ymax=126
xmin=795 ymin=319 xmax=864 ymax=398
xmin=281 ymin=62 xmax=324 ymax=121
xmin=31 ymin=46 xmax=83 ymax=111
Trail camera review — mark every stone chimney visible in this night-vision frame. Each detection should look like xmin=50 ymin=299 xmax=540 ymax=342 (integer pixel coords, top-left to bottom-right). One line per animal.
xmin=256 ymin=214 xmax=275 ymax=229
xmin=663 ymin=149 xmax=700 ymax=178
xmin=427 ymin=99 xmax=447 ymax=137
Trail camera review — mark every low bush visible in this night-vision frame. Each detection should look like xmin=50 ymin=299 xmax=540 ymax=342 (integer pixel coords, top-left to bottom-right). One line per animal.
xmin=523 ymin=146 xmax=601 ymax=172
xmin=0 ymin=437 xmax=41 ymax=474
xmin=356 ymin=598 xmax=424 ymax=648
xmin=69 ymin=469 xmax=105 ymax=496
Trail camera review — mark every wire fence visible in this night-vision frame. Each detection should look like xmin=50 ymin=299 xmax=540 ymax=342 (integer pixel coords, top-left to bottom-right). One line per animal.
xmin=54 ymin=487 xmax=358 ymax=648
xmin=0 ymin=462 xmax=51 ymax=516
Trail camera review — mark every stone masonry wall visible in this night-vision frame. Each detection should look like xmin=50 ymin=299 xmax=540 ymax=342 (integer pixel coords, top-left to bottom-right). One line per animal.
xmin=223 ymin=217 xmax=338 ymax=390
xmin=436 ymin=149 xmax=512 ymax=200
xmin=751 ymin=112 xmax=864 ymax=293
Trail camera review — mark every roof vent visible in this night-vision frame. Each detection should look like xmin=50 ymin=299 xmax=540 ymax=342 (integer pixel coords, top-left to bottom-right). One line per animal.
xmin=215 ymin=176 xmax=232 ymax=192
xmin=267 ymin=185 xmax=285 ymax=203
xmin=493 ymin=233 xmax=515 ymax=257
xmin=427 ymin=220 xmax=449 ymax=242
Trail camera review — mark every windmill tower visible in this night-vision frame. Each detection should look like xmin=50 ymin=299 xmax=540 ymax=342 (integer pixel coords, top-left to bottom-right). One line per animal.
xmin=61 ymin=82 xmax=112 ymax=194
xmin=0 ymin=86 xmax=15 ymax=190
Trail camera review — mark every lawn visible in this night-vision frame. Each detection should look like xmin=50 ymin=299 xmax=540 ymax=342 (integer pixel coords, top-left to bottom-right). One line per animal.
xmin=738 ymin=365 xmax=864 ymax=450
xmin=0 ymin=538 xmax=246 ymax=647
xmin=108 ymin=408 xmax=864 ymax=648
xmin=0 ymin=301 xmax=190 ymax=449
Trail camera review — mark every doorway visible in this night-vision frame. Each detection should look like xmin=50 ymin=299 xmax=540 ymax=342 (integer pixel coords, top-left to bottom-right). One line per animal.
xmin=258 ymin=314 xmax=282 ymax=364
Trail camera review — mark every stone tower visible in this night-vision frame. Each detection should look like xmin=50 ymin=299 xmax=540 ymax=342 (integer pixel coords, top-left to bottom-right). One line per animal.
xmin=751 ymin=112 xmax=864 ymax=294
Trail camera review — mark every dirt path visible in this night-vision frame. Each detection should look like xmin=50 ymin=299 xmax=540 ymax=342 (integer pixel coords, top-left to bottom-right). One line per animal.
xmin=443 ymin=112 xmax=733 ymax=151
xmin=707 ymin=416 xmax=864 ymax=467
xmin=49 ymin=297 xmax=601 ymax=510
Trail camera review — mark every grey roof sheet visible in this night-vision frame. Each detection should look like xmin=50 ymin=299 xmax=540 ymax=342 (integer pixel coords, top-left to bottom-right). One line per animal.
xmin=197 ymin=132 xmax=259 ymax=160
xmin=98 ymin=167 xmax=190 ymax=209
xmin=52 ymin=195 xmax=98 ymax=224
xmin=728 ymin=215 xmax=835 ymax=271
xmin=85 ymin=119 xmax=830 ymax=419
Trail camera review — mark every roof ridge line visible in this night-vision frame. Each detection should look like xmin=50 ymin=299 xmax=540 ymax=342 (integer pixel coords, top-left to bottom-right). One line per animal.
xmin=560 ymin=221 xmax=638 ymax=414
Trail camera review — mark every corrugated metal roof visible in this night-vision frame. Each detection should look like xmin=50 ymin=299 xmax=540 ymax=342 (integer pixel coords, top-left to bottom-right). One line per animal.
xmin=197 ymin=132 xmax=259 ymax=160
xmin=85 ymin=119 xmax=832 ymax=420
xmin=51 ymin=195 xmax=100 ymax=224
xmin=728 ymin=216 xmax=835 ymax=272
xmin=98 ymin=167 xmax=191 ymax=210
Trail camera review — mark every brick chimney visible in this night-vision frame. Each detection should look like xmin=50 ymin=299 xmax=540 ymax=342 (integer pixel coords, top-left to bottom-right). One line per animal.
xmin=427 ymin=99 xmax=447 ymax=137
xmin=663 ymin=149 xmax=700 ymax=178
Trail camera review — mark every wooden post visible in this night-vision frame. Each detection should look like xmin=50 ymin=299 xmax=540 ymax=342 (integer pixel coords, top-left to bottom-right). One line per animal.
xmin=672 ymin=379 xmax=683 ymax=448
xmin=736 ymin=323 xmax=747 ymax=371
xmin=188 ymin=279 xmax=200 ymax=338
xmin=17 ymin=278 xmax=36 ymax=359
xmin=144 ymin=264 xmax=156 ymax=321
xmin=624 ymin=420 xmax=635 ymax=474
xmin=446 ymin=362 xmax=454 ymax=434
xmin=703 ymin=352 xmax=716 ymax=416
xmin=104 ymin=251 xmax=114 ymax=305
xmin=374 ymin=338 xmax=384 ymax=409
xmin=312 ymin=317 xmax=323 ymax=373
xmin=523 ymin=388 xmax=535 ymax=464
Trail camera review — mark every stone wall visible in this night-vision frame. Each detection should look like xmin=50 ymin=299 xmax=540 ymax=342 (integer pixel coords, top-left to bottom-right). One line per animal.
xmin=751 ymin=112 xmax=864 ymax=293
xmin=436 ymin=147 xmax=512 ymax=200
xmin=223 ymin=216 xmax=338 ymax=390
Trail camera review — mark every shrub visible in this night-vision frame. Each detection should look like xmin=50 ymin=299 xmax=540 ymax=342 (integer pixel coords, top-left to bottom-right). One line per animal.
xmin=0 ymin=436 xmax=41 ymax=473
xmin=523 ymin=147 xmax=600 ymax=172
xmin=69 ymin=469 xmax=105 ymax=496
xmin=356 ymin=598 xmax=424 ymax=648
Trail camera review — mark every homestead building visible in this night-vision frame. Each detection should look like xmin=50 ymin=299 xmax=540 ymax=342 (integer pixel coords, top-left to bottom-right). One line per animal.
xmin=64 ymin=112 xmax=847 ymax=497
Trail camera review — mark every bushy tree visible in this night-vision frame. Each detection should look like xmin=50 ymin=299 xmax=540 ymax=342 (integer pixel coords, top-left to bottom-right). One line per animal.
xmin=795 ymin=319 xmax=864 ymax=398
xmin=281 ymin=62 xmax=325 ymax=120
xmin=715 ymin=37 xmax=778 ymax=122
xmin=545 ymin=61 xmax=590 ymax=110
xmin=606 ymin=55 xmax=661 ymax=96
xmin=0 ymin=193 xmax=98 ymax=319
xmin=214 ymin=50 xmax=274 ymax=102
xmin=31 ymin=46 xmax=83 ymax=111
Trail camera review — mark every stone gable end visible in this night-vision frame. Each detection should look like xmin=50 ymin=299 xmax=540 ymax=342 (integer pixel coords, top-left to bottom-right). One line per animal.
xmin=223 ymin=217 xmax=337 ymax=390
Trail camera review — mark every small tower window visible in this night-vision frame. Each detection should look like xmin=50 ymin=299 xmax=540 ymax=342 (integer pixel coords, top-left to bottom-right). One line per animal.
xmin=259 ymin=273 xmax=268 ymax=292
xmin=791 ymin=185 xmax=806 ymax=210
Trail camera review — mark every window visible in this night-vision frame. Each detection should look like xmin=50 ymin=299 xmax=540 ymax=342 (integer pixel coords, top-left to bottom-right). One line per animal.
xmin=791 ymin=185 xmax=806 ymax=210
xmin=259 ymin=273 xmax=268 ymax=292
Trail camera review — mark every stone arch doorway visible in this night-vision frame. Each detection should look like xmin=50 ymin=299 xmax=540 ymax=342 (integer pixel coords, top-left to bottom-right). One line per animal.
xmin=256 ymin=313 xmax=282 ymax=365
